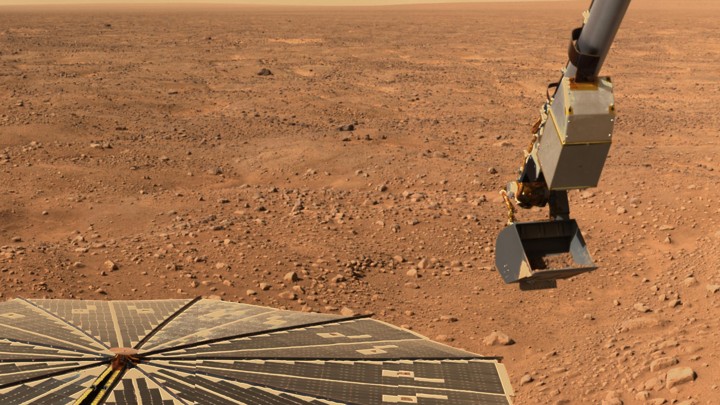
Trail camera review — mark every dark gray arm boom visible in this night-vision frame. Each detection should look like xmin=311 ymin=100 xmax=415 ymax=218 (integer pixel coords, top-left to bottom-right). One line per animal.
xmin=566 ymin=0 xmax=631 ymax=81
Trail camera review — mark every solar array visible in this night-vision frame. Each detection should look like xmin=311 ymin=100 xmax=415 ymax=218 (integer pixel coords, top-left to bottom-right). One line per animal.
xmin=0 ymin=298 xmax=514 ymax=404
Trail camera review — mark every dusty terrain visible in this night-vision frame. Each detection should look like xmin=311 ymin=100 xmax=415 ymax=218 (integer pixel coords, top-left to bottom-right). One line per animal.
xmin=1 ymin=0 xmax=719 ymax=403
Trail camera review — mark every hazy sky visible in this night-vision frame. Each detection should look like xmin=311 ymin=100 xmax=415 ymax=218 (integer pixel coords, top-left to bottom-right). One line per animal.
xmin=0 ymin=0 xmax=566 ymax=6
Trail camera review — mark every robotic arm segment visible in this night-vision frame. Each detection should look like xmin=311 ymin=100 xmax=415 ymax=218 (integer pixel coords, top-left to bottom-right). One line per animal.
xmin=495 ymin=0 xmax=631 ymax=289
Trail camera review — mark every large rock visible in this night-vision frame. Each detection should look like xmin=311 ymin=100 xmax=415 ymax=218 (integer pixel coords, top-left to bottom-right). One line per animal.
xmin=665 ymin=366 xmax=696 ymax=389
xmin=483 ymin=331 xmax=514 ymax=346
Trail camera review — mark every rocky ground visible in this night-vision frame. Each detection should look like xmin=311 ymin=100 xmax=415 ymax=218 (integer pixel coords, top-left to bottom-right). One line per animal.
xmin=1 ymin=0 xmax=719 ymax=403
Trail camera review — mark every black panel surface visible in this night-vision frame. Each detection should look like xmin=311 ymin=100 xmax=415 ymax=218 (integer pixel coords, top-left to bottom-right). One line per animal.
xmin=0 ymin=299 xmax=513 ymax=404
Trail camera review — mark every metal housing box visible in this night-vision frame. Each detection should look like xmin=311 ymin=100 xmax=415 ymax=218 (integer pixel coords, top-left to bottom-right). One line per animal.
xmin=538 ymin=77 xmax=614 ymax=190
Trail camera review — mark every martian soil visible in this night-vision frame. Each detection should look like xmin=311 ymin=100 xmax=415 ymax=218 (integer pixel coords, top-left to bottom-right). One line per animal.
xmin=1 ymin=0 xmax=719 ymax=403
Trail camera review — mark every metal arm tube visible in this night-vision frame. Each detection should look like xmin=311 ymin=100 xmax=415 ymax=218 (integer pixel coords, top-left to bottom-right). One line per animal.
xmin=564 ymin=0 xmax=631 ymax=80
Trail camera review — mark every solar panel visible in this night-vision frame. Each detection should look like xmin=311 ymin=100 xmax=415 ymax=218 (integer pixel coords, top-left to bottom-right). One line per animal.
xmin=0 ymin=298 xmax=514 ymax=404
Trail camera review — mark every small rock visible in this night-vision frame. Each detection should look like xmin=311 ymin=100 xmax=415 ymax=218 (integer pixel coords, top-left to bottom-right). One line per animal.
xmin=104 ymin=260 xmax=119 ymax=271
xmin=643 ymin=376 xmax=664 ymax=391
xmin=620 ymin=316 xmax=663 ymax=332
xmin=665 ymin=367 xmax=696 ymax=389
xmin=283 ymin=271 xmax=300 ymax=283
xmin=435 ymin=334 xmax=454 ymax=342
xmin=483 ymin=331 xmax=514 ymax=346
xmin=439 ymin=315 xmax=458 ymax=323
xmin=650 ymin=356 xmax=679 ymax=372
xmin=406 ymin=268 xmax=418 ymax=278
xmin=616 ymin=206 xmax=627 ymax=214
xmin=634 ymin=391 xmax=650 ymax=400
xmin=633 ymin=303 xmax=651 ymax=313
xmin=338 ymin=124 xmax=355 ymax=131
xmin=259 ymin=282 xmax=271 ymax=291
xmin=257 ymin=68 xmax=273 ymax=76
xmin=340 ymin=307 xmax=356 ymax=316
xmin=683 ymin=277 xmax=698 ymax=287
xmin=11 ymin=236 xmax=21 ymax=242
xmin=278 ymin=291 xmax=297 ymax=300
xmin=519 ymin=374 xmax=534 ymax=385
xmin=707 ymin=284 xmax=720 ymax=294
xmin=602 ymin=390 xmax=623 ymax=405
xmin=290 ymin=199 xmax=304 ymax=214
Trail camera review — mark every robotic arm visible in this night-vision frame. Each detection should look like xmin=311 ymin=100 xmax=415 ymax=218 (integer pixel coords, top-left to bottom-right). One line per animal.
xmin=495 ymin=0 xmax=631 ymax=290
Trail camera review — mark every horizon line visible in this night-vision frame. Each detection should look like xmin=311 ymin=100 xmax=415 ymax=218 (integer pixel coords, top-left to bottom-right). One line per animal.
xmin=0 ymin=0 xmax=574 ymax=7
